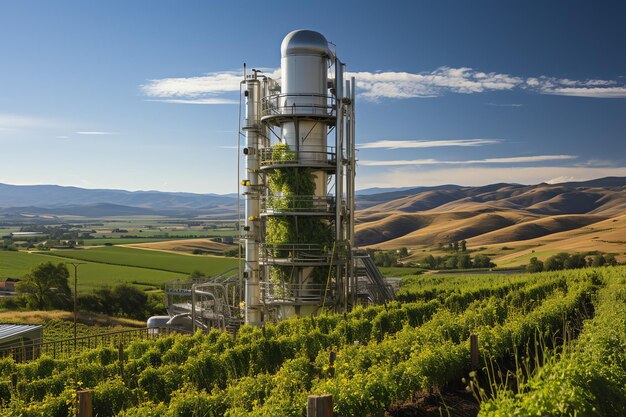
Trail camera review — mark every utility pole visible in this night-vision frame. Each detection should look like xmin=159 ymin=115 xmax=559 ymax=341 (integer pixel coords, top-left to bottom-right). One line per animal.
xmin=68 ymin=262 xmax=85 ymax=352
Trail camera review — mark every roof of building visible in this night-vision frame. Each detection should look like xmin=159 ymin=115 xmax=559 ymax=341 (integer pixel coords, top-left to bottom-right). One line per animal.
xmin=0 ymin=324 xmax=43 ymax=344
xmin=10 ymin=232 xmax=44 ymax=236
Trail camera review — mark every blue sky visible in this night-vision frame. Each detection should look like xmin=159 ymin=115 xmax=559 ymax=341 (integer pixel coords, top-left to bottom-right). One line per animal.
xmin=1 ymin=0 xmax=625 ymax=194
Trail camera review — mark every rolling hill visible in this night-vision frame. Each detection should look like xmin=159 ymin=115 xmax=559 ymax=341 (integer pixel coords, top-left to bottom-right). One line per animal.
xmin=355 ymin=177 xmax=626 ymax=265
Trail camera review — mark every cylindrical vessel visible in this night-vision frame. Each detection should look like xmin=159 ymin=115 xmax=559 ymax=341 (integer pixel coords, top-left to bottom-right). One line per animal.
xmin=280 ymin=30 xmax=331 ymax=194
xmin=244 ymin=78 xmax=262 ymax=325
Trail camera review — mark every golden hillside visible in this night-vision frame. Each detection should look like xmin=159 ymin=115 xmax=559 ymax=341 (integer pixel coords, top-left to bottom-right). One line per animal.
xmin=355 ymin=178 xmax=626 ymax=264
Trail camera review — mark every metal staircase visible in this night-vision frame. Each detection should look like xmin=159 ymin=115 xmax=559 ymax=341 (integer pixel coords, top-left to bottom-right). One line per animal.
xmin=353 ymin=250 xmax=395 ymax=304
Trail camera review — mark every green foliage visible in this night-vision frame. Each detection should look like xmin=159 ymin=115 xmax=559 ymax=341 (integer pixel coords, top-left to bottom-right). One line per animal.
xmin=265 ymin=143 xmax=332 ymax=284
xmin=93 ymin=377 xmax=131 ymax=416
xmin=16 ymin=262 xmax=71 ymax=310
xmin=6 ymin=267 xmax=626 ymax=416
xmin=526 ymin=256 xmax=544 ymax=273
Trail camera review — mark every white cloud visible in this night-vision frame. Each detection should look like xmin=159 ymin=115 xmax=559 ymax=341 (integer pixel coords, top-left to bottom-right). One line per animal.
xmin=141 ymin=66 xmax=626 ymax=103
xmin=0 ymin=113 xmax=57 ymax=132
xmin=486 ymin=102 xmax=523 ymax=107
xmin=525 ymin=76 xmax=626 ymax=98
xmin=545 ymin=176 xmax=576 ymax=184
xmin=359 ymin=139 xmax=500 ymax=149
xmin=349 ymin=67 xmax=523 ymax=100
xmin=359 ymin=154 xmax=576 ymax=166
xmin=75 ymin=131 xmax=118 ymax=135
xmin=141 ymin=68 xmax=281 ymax=104
xmin=142 ymin=71 xmax=243 ymax=97
xmin=357 ymin=166 xmax=626 ymax=189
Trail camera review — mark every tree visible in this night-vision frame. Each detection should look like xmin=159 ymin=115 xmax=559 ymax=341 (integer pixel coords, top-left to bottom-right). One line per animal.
xmin=457 ymin=254 xmax=472 ymax=269
xmin=16 ymin=262 xmax=71 ymax=310
xmin=111 ymin=284 xmax=148 ymax=320
xmin=473 ymin=254 xmax=494 ymax=268
xmin=424 ymin=254 xmax=437 ymax=269
xmin=564 ymin=254 xmax=586 ymax=269
xmin=544 ymin=255 xmax=563 ymax=271
xmin=445 ymin=255 xmax=458 ymax=269
xmin=460 ymin=240 xmax=467 ymax=252
xmin=591 ymin=255 xmax=606 ymax=267
xmin=605 ymin=254 xmax=618 ymax=266
xmin=453 ymin=241 xmax=459 ymax=252
xmin=545 ymin=253 xmax=570 ymax=271
xmin=526 ymin=257 xmax=544 ymax=273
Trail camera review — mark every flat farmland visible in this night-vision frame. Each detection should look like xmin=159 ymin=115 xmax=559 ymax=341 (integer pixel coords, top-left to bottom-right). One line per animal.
xmin=0 ymin=251 xmax=185 ymax=291
xmin=46 ymin=246 xmax=238 ymax=275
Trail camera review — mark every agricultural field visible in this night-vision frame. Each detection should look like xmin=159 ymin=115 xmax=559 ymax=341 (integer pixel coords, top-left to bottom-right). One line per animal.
xmin=1 ymin=266 xmax=624 ymax=416
xmin=0 ymin=251 xmax=186 ymax=291
xmin=46 ymin=246 xmax=238 ymax=276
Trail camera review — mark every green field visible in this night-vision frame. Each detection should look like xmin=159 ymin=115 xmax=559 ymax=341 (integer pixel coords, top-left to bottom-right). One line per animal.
xmin=46 ymin=246 xmax=238 ymax=275
xmin=0 ymin=251 xmax=186 ymax=290
xmin=82 ymin=237 xmax=174 ymax=246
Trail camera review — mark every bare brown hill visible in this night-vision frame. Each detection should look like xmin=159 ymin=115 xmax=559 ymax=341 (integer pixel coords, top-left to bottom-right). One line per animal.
xmin=355 ymin=177 xmax=626 ymax=262
xmin=122 ymin=238 xmax=235 ymax=255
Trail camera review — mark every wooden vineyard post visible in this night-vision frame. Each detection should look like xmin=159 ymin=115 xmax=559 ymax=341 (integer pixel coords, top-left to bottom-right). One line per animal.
xmin=470 ymin=334 xmax=479 ymax=371
xmin=328 ymin=351 xmax=336 ymax=378
xmin=307 ymin=395 xmax=333 ymax=417
xmin=77 ymin=390 xmax=93 ymax=417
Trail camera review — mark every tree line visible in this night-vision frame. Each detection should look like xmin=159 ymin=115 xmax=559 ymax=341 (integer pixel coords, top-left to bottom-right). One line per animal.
xmin=4 ymin=261 xmax=164 ymax=320
xmin=526 ymin=252 xmax=618 ymax=273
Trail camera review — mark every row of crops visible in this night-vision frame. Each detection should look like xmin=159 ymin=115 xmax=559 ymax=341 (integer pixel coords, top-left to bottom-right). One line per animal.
xmin=0 ymin=266 xmax=624 ymax=416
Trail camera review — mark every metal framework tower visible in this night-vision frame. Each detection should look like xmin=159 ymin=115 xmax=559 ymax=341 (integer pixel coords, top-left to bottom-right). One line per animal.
xmin=241 ymin=30 xmax=357 ymax=324
xmin=155 ymin=30 xmax=393 ymax=334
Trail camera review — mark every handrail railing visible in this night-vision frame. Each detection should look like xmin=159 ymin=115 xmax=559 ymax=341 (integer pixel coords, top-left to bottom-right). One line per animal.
xmin=258 ymin=145 xmax=336 ymax=167
xmin=260 ymin=281 xmax=328 ymax=304
xmin=261 ymin=195 xmax=336 ymax=214
xmin=261 ymin=93 xmax=336 ymax=119
xmin=0 ymin=327 xmax=184 ymax=362
xmin=260 ymin=243 xmax=333 ymax=264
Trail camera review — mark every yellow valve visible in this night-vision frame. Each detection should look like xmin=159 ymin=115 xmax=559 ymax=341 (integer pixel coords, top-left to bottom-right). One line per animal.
xmin=248 ymin=216 xmax=257 ymax=221
xmin=240 ymin=180 xmax=251 ymax=186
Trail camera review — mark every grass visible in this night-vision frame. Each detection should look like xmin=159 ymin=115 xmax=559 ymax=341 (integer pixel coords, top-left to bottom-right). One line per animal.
xmin=92 ymin=229 xmax=237 ymax=238
xmin=0 ymin=310 xmax=145 ymax=340
xmin=46 ymin=246 xmax=238 ymax=275
xmin=379 ymin=266 xmax=425 ymax=277
xmin=0 ymin=251 xmax=186 ymax=291
xmin=82 ymin=237 xmax=175 ymax=245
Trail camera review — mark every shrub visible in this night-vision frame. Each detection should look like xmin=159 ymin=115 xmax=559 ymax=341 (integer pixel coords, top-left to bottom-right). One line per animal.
xmin=93 ymin=377 xmax=131 ymax=417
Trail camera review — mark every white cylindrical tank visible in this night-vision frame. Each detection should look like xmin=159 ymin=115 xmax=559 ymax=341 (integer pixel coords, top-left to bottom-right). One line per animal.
xmin=279 ymin=30 xmax=331 ymax=198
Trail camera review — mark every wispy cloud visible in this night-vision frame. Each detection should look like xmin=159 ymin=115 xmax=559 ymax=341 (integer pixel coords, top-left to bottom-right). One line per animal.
xmin=360 ymin=154 xmax=576 ymax=166
xmin=75 ymin=131 xmax=118 ymax=135
xmin=360 ymin=139 xmax=500 ymax=149
xmin=141 ymin=66 xmax=626 ymax=103
xmin=525 ymin=77 xmax=626 ymax=98
xmin=486 ymin=102 xmax=523 ymax=107
xmin=142 ymin=69 xmax=280 ymax=104
xmin=350 ymin=67 xmax=523 ymax=100
xmin=0 ymin=113 xmax=57 ymax=132
xmin=545 ymin=176 xmax=576 ymax=184
xmin=358 ymin=166 xmax=626 ymax=189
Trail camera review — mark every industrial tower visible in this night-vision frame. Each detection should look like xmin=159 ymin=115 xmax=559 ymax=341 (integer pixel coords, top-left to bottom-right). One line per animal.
xmin=157 ymin=30 xmax=393 ymax=333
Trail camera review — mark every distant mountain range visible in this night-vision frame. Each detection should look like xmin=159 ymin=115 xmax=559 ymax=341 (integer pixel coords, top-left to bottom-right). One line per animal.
xmin=0 ymin=183 xmax=237 ymax=218
xmin=1 ymin=177 xmax=625 ymax=229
